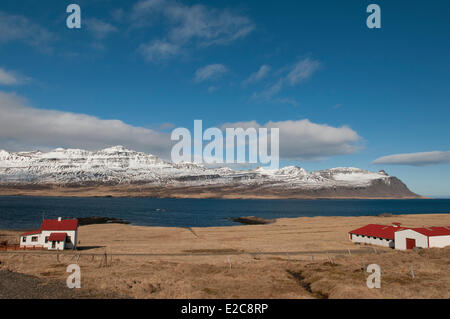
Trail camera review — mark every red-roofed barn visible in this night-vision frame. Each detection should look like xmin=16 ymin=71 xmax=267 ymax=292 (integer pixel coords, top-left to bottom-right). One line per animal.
xmin=348 ymin=223 xmax=405 ymax=248
xmin=20 ymin=217 xmax=78 ymax=251
xmin=349 ymin=223 xmax=450 ymax=250
xmin=394 ymin=227 xmax=450 ymax=250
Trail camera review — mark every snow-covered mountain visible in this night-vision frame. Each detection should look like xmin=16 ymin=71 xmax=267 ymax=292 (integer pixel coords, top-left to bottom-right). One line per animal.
xmin=0 ymin=146 xmax=421 ymax=198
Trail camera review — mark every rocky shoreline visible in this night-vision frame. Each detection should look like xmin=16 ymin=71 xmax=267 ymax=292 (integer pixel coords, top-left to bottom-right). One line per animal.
xmin=229 ymin=216 xmax=276 ymax=225
xmin=76 ymin=216 xmax=130 ymax=226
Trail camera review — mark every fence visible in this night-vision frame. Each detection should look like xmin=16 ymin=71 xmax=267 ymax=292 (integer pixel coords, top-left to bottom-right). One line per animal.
xmin=0 ymin=244 xmax=45 ymax=251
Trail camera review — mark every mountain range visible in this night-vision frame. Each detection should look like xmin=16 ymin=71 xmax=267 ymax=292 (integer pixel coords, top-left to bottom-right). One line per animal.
xmin=0 ymin=146 xmax=422 ymax=199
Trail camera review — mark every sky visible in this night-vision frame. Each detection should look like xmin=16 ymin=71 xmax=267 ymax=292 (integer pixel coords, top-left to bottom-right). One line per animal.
xmin=0 ymin=0 xmax=449 ymax=197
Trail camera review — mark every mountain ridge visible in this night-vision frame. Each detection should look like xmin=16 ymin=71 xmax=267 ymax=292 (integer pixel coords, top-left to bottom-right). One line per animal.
xmin=0 ymin=146 xmax=423 ymax=199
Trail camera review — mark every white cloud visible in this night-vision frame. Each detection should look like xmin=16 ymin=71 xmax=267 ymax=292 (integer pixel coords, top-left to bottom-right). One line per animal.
xmin=132 ymin=0 xmax=165 ymax=15
xmin=243 ymin=65 xmax=271 ymax=85
xmin=251 ymin=58 xmax=320 ymax=106
xmin=165 ymin=3 xmax=254 ymax=46
xmin=0 ymin=91 xmax=171 ymax=157
xmin=275 ymin=97 xmax=299 ymax=107
xmin=157 ymin=122 xmax=176 ymax=130
xmin=251 ymin=79 xmax=282 ymax=101
xmin=132 ymin=0 xmax=254 ymax=62
xmin=221 ymin=119 xmax=361 ymax=161
xmin=195 ymin=64 xmax=228 ymax=82
xmin=85 ymin=18 xmax=118 ymax=39
xmin=372 ymin=151 xmax=450 ymax=166
xmin=139 ymin=40 xmax=180 ymax=62
xmin=286 ymin=58 xmax=321 ymax=85
xmin=0 ymin=11 xmax=54 ymax=52
xmin=0 ymin=67 xmax=28 ymax=86
xmin=0 ymin=91 xmax=359 ymax=163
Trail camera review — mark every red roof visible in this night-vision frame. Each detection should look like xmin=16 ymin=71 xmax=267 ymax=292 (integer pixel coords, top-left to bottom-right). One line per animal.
xmin=409 ymin=227 xmax=450 ymax=237
xmin=20 ymin=230 xmax=41 ymax=236
xmin=349 ymin=224 xmax=408 ymax=240
xmin=48 ymin=233 xmax=67 ymax=241
xmin=350 ymin=224 xmax=450 ymax=239
xmin=41 ymin=219 xmax=78 ymax=231
xmin=20 ymin=218 xmax=78 ymax=237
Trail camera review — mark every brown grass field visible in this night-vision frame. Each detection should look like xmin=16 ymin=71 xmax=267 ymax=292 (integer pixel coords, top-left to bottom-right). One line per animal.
xmin=1 ymin=213 xmax=449 ymax=298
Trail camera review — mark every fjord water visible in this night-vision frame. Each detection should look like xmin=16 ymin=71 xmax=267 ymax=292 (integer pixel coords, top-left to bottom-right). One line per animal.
xmin=0 ymin=196 xmax=449 ymax=230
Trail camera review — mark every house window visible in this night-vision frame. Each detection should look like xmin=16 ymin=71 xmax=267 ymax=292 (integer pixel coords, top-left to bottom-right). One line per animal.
xmin=66 ymin=235 xmax=71 ymax=243
xmin=31 ymin=236 xmax=38 ymax=242
xmin=22 ymin=237 xmax=26 ymax=243
xmin=45 ymin=237 xmax=49 ymax=243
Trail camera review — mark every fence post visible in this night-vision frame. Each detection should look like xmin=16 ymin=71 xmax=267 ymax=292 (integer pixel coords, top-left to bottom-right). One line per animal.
xmin=327 ymin=254 xmax=333 ymax=265
xmin=410 ymin=265 xmax=415 ymax=279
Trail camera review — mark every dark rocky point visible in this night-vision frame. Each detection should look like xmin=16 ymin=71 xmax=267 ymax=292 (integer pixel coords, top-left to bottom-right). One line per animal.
xmin=229 ymin=216 xmax=275 ymax=225
xmin=77 ymin=216 xmax=130 ymax=226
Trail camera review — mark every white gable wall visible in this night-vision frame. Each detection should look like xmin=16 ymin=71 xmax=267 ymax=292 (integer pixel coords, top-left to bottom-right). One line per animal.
xmin=394 ymin=229 xmax=428 ymax=250
xmin=41 ymin=230 xmax=77 ymax=250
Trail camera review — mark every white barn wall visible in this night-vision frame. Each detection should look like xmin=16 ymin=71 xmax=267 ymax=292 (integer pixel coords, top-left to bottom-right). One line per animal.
xmin=429 ymin=235 xmax=450 ymax=248
xmin=394 ymin=229 xmax=428 ymax=250
xmin=350 ymin=234 xmax=394 ymax=248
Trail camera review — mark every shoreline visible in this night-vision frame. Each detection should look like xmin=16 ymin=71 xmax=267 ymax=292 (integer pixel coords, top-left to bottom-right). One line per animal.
xmin=0 ymin=190 xmax=429 ymax=200
xmin=0 ymin=183 xmax=426 ymax=199
xmin=2 ymin=211 xmax=450 ymax=232
xmin=2 ymin=212 xmax=450 ymax=238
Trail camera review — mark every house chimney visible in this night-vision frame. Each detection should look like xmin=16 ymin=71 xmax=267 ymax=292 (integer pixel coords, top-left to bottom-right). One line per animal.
xmin=58 ymin=217 xmax=62 ymax=222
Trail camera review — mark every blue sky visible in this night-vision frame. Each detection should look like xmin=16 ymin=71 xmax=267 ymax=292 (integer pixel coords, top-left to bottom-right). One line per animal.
xmin=0 ymin=0 xmax=449 ymax=197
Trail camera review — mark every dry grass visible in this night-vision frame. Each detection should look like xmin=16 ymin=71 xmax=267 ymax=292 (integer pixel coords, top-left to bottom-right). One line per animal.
xmin=0 ymin=230 xmax=21 ymax=245
xmin=1 ymin=214 xmax=450 ymax=298
xmin=288 ymin=247 xmax=450 ymax=298
xmin=0 ymin=254 xmax=313 ymax=298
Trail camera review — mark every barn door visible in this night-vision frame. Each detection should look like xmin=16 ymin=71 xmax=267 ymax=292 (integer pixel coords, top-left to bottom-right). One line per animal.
xmin=406 ymin=238 xmax=416 ymax=249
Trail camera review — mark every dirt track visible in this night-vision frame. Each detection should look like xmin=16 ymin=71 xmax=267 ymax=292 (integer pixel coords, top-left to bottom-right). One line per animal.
xmin=0 ymin=269 xmax=126 ymax=299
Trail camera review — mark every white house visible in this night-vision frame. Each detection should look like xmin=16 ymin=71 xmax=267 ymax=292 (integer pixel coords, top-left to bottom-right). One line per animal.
xmin=349 ymin=223 xmax=450 ymax=250
xmin=20 ymin=217 xmax=78 ymax=251
xmin=394 ymin=227 xmax=450 ymax=250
